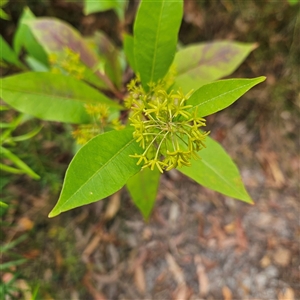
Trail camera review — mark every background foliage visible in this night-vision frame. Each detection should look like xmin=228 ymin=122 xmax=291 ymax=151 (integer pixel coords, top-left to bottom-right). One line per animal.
xmin=0 ymin=0 xmax=299 ymax=299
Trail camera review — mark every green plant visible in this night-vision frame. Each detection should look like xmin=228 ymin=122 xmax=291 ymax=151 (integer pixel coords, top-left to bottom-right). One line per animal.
xmin=287 ymin=0 xmax=300 ymax=5
xmin=0 ymin=0 xmax=10 ymax=20
xmin=0 ymin=107 xmax=41 ymax=205
xmin=0 ymin=109 xmax=41 ymax=180
xmin=0 ymin=204 xmax=40 ymax=300
xmin=0 ymin=229 xmax=27 ymax=299
xmin=0 ymin=0 xmax=266 ymax=219
xmin=83 ymin=0 xmax=127 ymax=19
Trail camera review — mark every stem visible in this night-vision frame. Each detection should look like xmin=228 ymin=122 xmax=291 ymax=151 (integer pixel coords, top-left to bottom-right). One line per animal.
xmin=155 ymin=132 xmax=169 ymax=159
xmin=142 ymin=130 xmax=164 ymax=155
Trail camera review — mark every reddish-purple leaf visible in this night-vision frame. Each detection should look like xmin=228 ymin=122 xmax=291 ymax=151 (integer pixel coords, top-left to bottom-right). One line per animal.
xmin=26 ymin=18 xmax=116 ymax=90
xmin=173 ymin=41 xmax=258 ymax=93
xmin=27 ymin=18 xmax=98 ymax=68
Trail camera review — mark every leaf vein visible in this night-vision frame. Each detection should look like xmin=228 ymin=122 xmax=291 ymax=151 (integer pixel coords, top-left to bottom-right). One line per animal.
xmin=192 ymin=81 xmax=254 ymax=110
xmin=200 ymin=159 xmax=246 ymax=198
xmin=59 ymin=138 xmax=136 ymax=211
xmin=149 ymin=1 xmax=165 ymax=83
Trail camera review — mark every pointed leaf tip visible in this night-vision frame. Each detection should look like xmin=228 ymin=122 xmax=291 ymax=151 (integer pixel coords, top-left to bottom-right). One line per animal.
xmin=179 ymin=136 xmax=254 ymax=204
xmin=48 ymin=209 xmax=60 ymax=218
xmin=49 ymin=129 xmax=143 ymax=216
xmin=187 ymin=76 xmax=267 ymax=118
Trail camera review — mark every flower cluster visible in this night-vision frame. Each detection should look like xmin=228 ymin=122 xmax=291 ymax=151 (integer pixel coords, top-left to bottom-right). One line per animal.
xmin=49 ymin=47 xmax=85 ymax=80
xmin=72 ymin=103 xmax=124 ymax=145
xmin=126 ymin=79 xmax=209 ymax=173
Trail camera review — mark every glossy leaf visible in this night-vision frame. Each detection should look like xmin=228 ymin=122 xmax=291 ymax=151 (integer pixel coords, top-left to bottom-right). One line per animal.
xmin=26 ymin=18 xmax=109 ymax=89
xmin=49 ymin=129 xmax=143 ymax=217
xmin=0 ymin=146 xmax=40 ymax=179
xmin=84 ymin=0 xmax=127 ymax=19
xmin=0 ymin=201 xmax=8 ymax=208
xmin=24 ymin=55 xmax=48 ymax=72
xmin=126 ymin=168 xmax=160 ymax=220
xmin=11 ymin=126 xmax=42 ymax=142
xmin=134 ymin=0 xmax=183 ymax=89
xmin=186 ymin=77 xmax=266 ymax=118
xmin=179 ymin=136 xmax=253 ymax=203
xmin=123 ymin=34 xmax=136 ymax=72
xmin=0 ymin=0 xmax=9 ymax=7
xmin=13 ymin=8 xmax=48 ymax=65
xmin=287 ymin=0 xmax=299 ymax=5
xmin=0 ymin=259 xmax=27 ymax=271
xmin=0 ymin=72 xmax=121 ymax=124
xmin=0 ymin=36 xmax=25 ymax=69
xmin=92 ymin=31 xmax=122 ymax=88
xmin=0 ymin=234 xmax=28 ymax=252
xmin=0 ymin=8 xmax=9 ymax=20
xmin=0 ymin=163 xmax=25 ymax=174
xmin=173 ymin=41 xmax=257 ymax=93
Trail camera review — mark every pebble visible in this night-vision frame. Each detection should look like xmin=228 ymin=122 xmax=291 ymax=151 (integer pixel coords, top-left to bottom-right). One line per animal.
xmin=255 ymin=272 xmax=268 ymax=289
xmin=273 ymin=247 xmax=291 ymax=266
xmin=264 ymin=265 xmax=279 ymax=278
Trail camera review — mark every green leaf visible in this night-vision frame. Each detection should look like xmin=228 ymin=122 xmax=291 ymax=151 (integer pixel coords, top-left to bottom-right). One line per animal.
xmin=0 ymin=36 xmax=25 ymax=69
xmin=0 ymin=259 xmax=27 ymax=271
xmin=134 ymin=0 xmax=183 ymax=89
xmin=84 ymin=0 xmax=127 ymax=19
xmin=0 ymin=72 xmax=121 ymax=124
xmin=0 ymin=147 xmax=40 ymax=179
xmin=0 ymin=123 xmax=13 ymax=128
xmin=1 ymin=114 xmax=31 ymax=143
xmin=24 ymin=55 xmax=48 ymax=72
xmin=0 ymin=8 xmax=9 ymax=20
xmin=13 ymin=8 xmax=48 ymax=65
xmin=10 ymin=126 xmax=42 ymax=142
xmin=186 ymin=77 xmax=266 ymax=118
xmin=287 ymin=0 xmax=299 ymax=5
xmin=0 ymin=163 xmax=27 ymax=175
xmin=123 ymin=34 xmax=136 ymax=72
xmin=26 ymin=18 xmax=108 ymax=88
xmin=0 ymin=0 xmax=9 ymax=8
xmin=1 ymin=114 xmax=23 ymax=142
xmin=84 ymin=0 xmax=116 ymax=14
xmin=93 ymin=31 xmax=122 ymax=88
xmin=0 ymin=234 xmax=28 ymax=253
xmin=126 ymin=168 xmax=160 ymax=220
xmin=49 ymin=129 xmax=143 ymax=217
xmin=173 ymin=41 xmax=257 ymax=93
xmin=0 ymin=201 xmax=8 ymax=208
xmin=0 ymin=105 xmax=9 ymax=111
xmin=179 ymin=136 xmax=253 ymax=203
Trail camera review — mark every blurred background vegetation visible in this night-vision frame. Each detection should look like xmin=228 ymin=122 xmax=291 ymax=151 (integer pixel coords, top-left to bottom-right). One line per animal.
xmin=1 ymin=0 xmax=299 ymax=299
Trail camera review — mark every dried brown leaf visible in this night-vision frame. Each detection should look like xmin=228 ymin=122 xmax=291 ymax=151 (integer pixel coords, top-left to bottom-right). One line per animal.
xmin=55 ymin=249 xmax=63 ymax=268
xmin=172 ymin=284 xmax=189 ymax=300
xmin=260 ymin=255 xmax=271 ymax=268
xmin=222 ymin=286 xmax=233 ymax=300
xmin=23 ymin=249 xmax=40 ymax=259
xmin=134 ymin=265 xmax=146 ymax=294
xmin=224 ymin=222 xmax=236 ymax=234
xmin=83 ymin=273 xmax=107 ymax=300
xmin=104 ymin=191 xmax=121 ymax=221
xmin=235 ymin=218 xmax=248 ymax=252
xmin=273 ymin=247 xmax=291 ymax=267
xmin=16 ymin=279 xmax=32 ymax=299
xmin=17 ymin=217 xmax=34 ymax=231
xmin=194 ymin=255 xmax=209 ymax=297
xmin=166 ymin=252 xmax=185 ymax=285
xmin=278 ymin=287 xmax=295 ymax=300
xmin=142 ymin=227 xmax=152 ymax=240
xmin=82 ymin=234 xmax=102 ymax=263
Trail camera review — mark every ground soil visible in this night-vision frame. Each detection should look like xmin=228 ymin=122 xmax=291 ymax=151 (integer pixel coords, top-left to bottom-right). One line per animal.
xmin=1 ymin=1 xmax=299 ymax=299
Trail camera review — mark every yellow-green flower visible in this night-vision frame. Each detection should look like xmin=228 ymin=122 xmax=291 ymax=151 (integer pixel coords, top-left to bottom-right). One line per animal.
xmin=127 ymin=78 xmax=209 ymax=173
